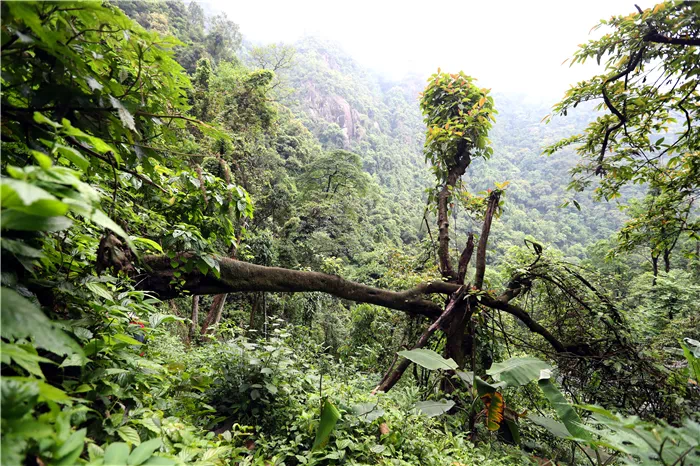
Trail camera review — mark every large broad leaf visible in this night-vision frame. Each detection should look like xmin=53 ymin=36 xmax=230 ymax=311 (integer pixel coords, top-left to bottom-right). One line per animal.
xmin=103 ymin=442 xmax=130 ymax=465
xmin=398 ymin=348 xmax=458 ymax=371
xmin=681 ymin=340 xmax=700 ymax=384
xmin=456 ymin=370 xmax=474 ymax=384
xmin=0 ymin=211 xmax=72 ymax=232
xmin=117 ymin=426 xmax=141 ymax=446
xmin=486 ymin=357 xmax=552 ymax=387
xmin=127 ymin=438 xmax=162 ymax=465
xmin=538 ymin=374 xmax=589 ymax=440
xmin=1 ymin=287 xmax=85 ymax=360
xmin=0 ymin=178 xmax=57 ymax=207
xmin=505 ymin=419 xmax=521 ymax=445
xmin=352 ymin=402 xmax=385 ymax=422
xmin=312 ymin=399 xmax=341 ymax=451
xmin=528 ymin=414 xmax=571 ymax=439
xmin=415 ymin=399 xmax=455 ymax=417
xmin=54 ymin=428 xmax=86 ymax=465
xmin=474 ymin=376 xmax=506 ymax=397
xmin=481 ymin=392 xmax=505 ymax=430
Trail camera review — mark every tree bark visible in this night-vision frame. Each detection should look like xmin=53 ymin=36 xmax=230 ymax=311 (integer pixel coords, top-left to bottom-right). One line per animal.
xmin=200 ymin=293 xmax=226 ymax=335
xmin=188 ymin=295 xmax=200 ymax=344
xmin=436 ymin=142 xmax=470 ymax=280
xmin=374 ymin=286 xmax=467 ymax=393
xmin=457 ymin=233 xmax=474 ymax=285
xmin=445 ymin=298 xmax=472 ymax=368
xmin=100 ymin=236 xmax=571 ymax=359
xmin=474 ymin=191 xmax=500 ymax=289
xmin=135 ymin=253 xmax=454 ymax=317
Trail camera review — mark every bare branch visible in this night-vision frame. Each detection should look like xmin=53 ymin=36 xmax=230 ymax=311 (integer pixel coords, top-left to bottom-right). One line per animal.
xmin=474 ymin=191 xmax=501 ymax=289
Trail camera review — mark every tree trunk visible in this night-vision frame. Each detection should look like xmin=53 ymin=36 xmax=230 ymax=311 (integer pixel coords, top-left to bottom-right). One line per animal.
xmin=663 ymin=248 xmax=671 ymax=273
xmin=188 ymin=295 xmax=200 ymax=344
xmin=135 ymin=253 xmax=453 ymax=317
xmin=98 ymin=234 xmax=571 ymax=357
xmin=444 ymin=299 xmax=471 ymax=368
xmin=652 ymin=254 xmax=659 ymax=285
xmin=249 ymin=292 xmax=261 ymax=329
xmin=374 ymin=286 xmax=467 ymax=393
xmin=200 ymin=293 xmax=226 ymax=335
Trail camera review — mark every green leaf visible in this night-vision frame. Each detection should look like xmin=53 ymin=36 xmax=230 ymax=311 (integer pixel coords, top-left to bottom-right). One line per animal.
xmin=113 ymin=333 xmax=143 ymax=346
xmin=486 ymin=357 xmax=552 ymax=387
xmin=312 ymin=399 xmax=341 ymax=451
xmin=398 ymin=348 xmax=458 ymax=370
xmin=681 ymin=340 xmax=700 ymax=383
xmin=574 ymin=404 xmax=620 ymax=421
xmin=456 ymin=370 xmax=474 ymax=384
xmin=132 ymin=237 xmax=163 ymax=253
xmin=538 ymin=376 xmax=589 ymax=440
xmin=15 ymin=199 xmax=70 ymax=217
xmin=33 ymin=112 xmax=61 ymax=128
xmin=55 ymin=144 xmax=90 ymax=171
xmin=352 ymin=402 xmax=384 ymax=422
xmin=127 ymin=438 xmax=162 ymax=465
xmin=148 ymin=313 xmax=182 ymax=328
xmin=474 ymin=376 xmax=506 ymax=397
xmin=505 ymin=419 xmax=521 ymax=444
xmin=0 ymin=178 xmax=57 ymax=207
xmin=1 ymin=287 xmax=85 ymax=359
xmin=1 ymin=342 xmax=52 ymax=378
xmin=528 ymin=414 xmax=571 ymax=438
xmin=142 ymin=458 xmax=176 ymax=465
xmin=86 ymin=282 xmax=113 ymax=301
xmin=104 ymin=442 xmax=131 ymax=465
xmin=110 ymin=96 xmax=137 ymax=131
xmin=117 ymin=426 xmax=141 ymax=446
xmin=1 ymin=378 xmax=39 ymax=420
xmin=54 ymin=428 xmax=86 ymax=460
xmin=89 ymin=209 xmax=134 ymax=249
xmin=36 ymin=380 xmax=71 ymax=403
xmin=415 ymin=399 xmax=455 ymax=417
xmin=0 ymin=238 xmax=44 ymax=258
xmin=0 ymin=211 xmax=72 ymax=232
xmin=31 ymin=150 xmax=53 ymax=169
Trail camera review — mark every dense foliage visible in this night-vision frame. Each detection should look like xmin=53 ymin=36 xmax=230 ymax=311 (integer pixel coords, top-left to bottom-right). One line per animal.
xmin=1 ymin=1 xmax=698 ymax=466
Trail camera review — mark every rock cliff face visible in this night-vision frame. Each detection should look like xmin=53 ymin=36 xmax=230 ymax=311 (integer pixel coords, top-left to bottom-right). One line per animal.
xmin=302 ymin=80 xmax=364 ymax=147
xmin=288 ymin=39 xmax=387 ymax=149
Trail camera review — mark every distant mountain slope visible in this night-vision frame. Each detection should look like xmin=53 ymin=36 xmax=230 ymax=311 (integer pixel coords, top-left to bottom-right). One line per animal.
xmin=119 ymin=0 xmax=630 ymax=260
xmin=283 ymin=39 xmax=629 ymax=259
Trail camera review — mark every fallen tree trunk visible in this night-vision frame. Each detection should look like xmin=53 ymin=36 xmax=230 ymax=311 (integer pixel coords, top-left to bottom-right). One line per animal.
xmin=99 ymin=235 xmax=571 ymax=357
xmin=135 ymin=253 xmax=455 ymax=317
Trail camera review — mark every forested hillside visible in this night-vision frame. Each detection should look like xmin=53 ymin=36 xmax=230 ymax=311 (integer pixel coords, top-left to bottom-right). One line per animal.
xmin=1 ymin=1 xmax=698 ymax=466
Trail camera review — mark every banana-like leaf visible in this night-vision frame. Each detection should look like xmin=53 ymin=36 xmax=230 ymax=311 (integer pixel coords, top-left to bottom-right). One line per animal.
xmin=312 ymin=399 xmax=341 ymax=451
xmin=486 ymin=357 xmax=552 ymax=387
xmin=474 ymin=375 xmax=506 ymax=397
xmin=528 ymin=414 xmax=571 ymax=438
xmin=398 ymin=348 xmax=458 ymax=370
xmin=681 ymin=340 xmax=700 ymax=384
xmin=538 ymin=376 xmax=589 ymax=440
xmin=481 ymin=392 xmax=505 ymax=431
xmin=415 ymin=399 xmax=455 ymax=417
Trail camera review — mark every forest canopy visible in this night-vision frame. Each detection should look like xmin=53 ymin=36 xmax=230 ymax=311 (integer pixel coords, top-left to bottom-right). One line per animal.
xmin=0 ymin=1 xmax=698 ymax=466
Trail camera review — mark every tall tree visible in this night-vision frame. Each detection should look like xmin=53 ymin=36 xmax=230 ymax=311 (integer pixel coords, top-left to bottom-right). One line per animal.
xmin=546 ymin=0 xmax=699 ymax=254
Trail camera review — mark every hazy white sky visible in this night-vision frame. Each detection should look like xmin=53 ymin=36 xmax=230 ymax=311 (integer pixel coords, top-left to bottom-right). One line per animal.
xmin=208 ymin=0 xmax=648 ymax=98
